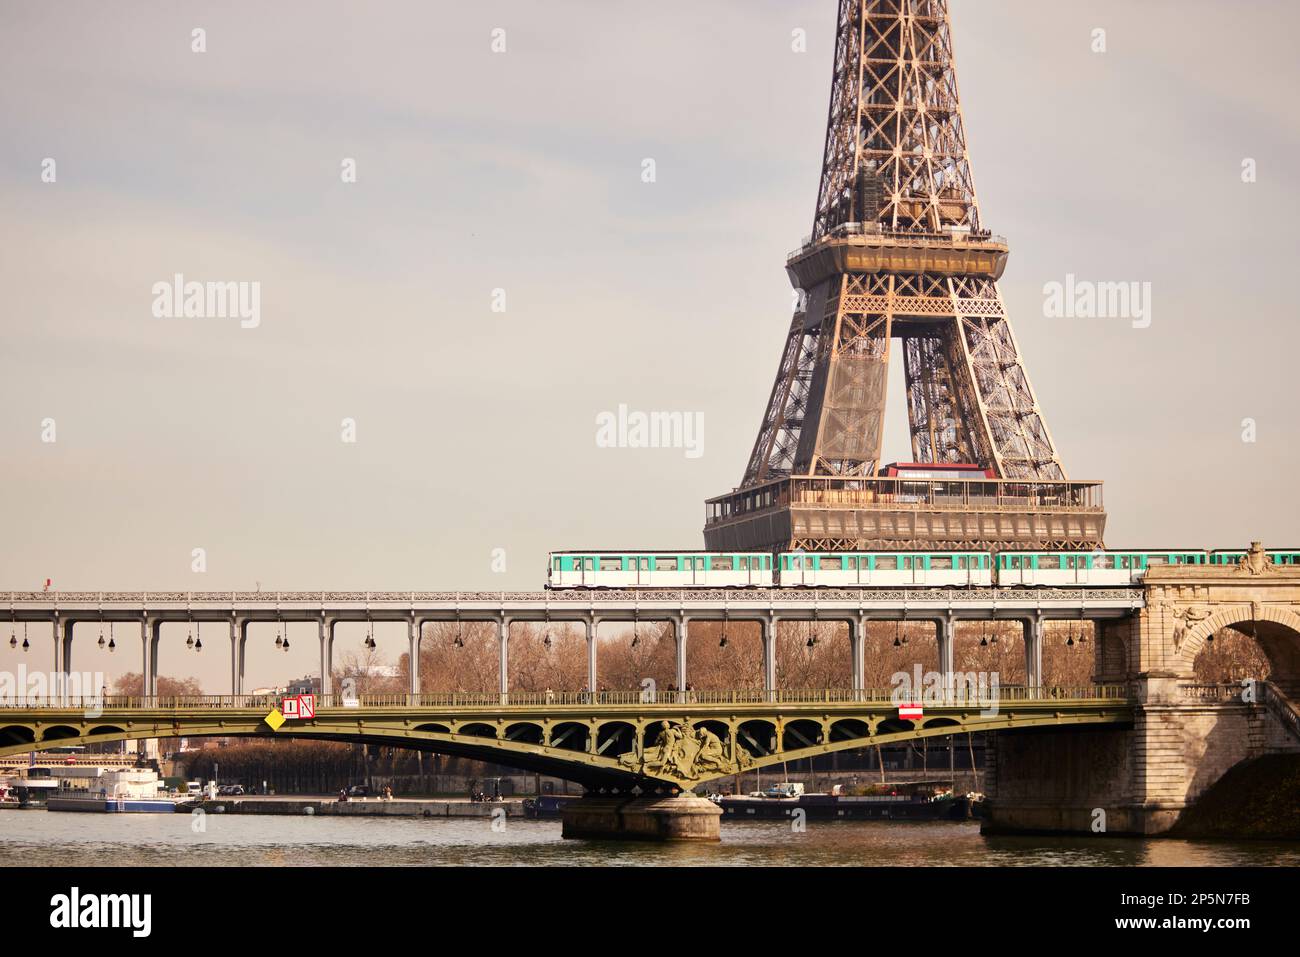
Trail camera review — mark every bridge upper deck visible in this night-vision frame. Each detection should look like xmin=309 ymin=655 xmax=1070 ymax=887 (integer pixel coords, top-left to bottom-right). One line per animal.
xmin=1 ymin=588 xmax=1145 ymax=622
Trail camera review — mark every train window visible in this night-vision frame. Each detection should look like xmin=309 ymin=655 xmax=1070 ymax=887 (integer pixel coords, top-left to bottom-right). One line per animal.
xmin=845 ymin=557 xmax=858 ymax=570
xmin=600 ymin=557 xmax=622 ymax=571
xmin=821 ymin=557 xmax=842 ymax=570
xmin=654 ymin=557 xmax=678 ymax=571
xmin=713 ymin=556 xmax=734 ymax=571
xmin=1147 ymin=555 xmax=1169 ymax=566
xmin=931 ymin=556 xmax=953 ymax=570
xmin=876 ymin=556 xmax=898 ymax=570
xmin=553 ymin=557 xmax=562 ymax=570
xmin=584 ymin=558 xmax=596 ymax=572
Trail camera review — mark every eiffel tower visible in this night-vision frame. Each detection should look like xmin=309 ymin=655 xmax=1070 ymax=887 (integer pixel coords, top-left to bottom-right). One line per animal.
xmin=705 ymin=0 xmax=1105 ymax=554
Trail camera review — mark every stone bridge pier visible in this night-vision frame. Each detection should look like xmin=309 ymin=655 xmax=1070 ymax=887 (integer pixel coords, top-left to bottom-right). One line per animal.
xmin=984 ymin=548 xmax=1300 ymax=836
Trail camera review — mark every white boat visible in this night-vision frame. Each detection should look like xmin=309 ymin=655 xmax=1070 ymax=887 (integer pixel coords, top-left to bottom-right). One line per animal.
xmin=46 ymin=768 xmax=181 ymax=814
xmin=1 ymin=774 xmax=62 ymax=808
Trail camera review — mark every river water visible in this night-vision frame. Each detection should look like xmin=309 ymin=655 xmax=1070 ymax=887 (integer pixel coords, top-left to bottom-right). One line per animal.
xmin=1 ymin=812 xmax=1297 ymax=866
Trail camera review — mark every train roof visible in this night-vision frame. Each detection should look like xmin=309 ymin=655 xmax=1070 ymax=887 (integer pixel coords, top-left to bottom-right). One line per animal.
xmin=548 ymin=549 xmax=771 ymax=555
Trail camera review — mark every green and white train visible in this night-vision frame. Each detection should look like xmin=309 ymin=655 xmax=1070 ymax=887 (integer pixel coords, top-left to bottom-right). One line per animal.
xmin=546 ymin=548 xmax=1300 ymax=589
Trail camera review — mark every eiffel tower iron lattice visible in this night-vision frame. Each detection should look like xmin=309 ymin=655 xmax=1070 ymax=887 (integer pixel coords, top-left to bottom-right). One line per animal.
xmin=704 ymin=0 xmax=1105 ymax=554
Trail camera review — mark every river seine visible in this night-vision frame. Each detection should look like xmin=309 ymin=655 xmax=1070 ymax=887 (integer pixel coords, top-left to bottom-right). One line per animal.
xmin=1 ymin=814 xmax=1297 ymax=866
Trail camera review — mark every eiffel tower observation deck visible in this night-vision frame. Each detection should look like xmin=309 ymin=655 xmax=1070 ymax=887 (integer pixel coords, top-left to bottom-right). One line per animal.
xmin=705 ymin=0 xmax=1105 ymax=553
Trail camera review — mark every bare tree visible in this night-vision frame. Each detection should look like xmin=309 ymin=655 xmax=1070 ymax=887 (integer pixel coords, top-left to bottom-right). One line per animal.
xmin=112 ymin=673 xmax=203 ymax=696
xmin=1194 ymin=627 xmax=1271 ymax=683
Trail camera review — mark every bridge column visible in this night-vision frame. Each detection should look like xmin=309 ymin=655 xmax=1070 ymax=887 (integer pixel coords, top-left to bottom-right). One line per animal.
xmin=148 ymin=617 xmax=162 ymax=697
xmin=407 ymin=617 xmax=421 ymax=698
xmin=585 ymin=618 xmax=597 ymax=697
xmin=140 ymin=619 xmax=152 ymax=701
xmin=1025 ymin=615 xmax=1044 ymax=692
xmin=60 ymin=618 xmax=74 ymax=702
xmin=49 ymin=616 xmax=60 ymax=683
xmin=319 ymin=618 xmax=335 ymax=696
xmin=851 ymin=617 xmax=865 ymax=695
xmin=236 ymin=618 xmax=251 ymax=695
xmin=939 ymin=614 xmax=956 ymax=700
xmin=60 ymin=618 xmax=74 ymax=677
xmin=498 ymin=618 xmax=509 ymax=701
xmin=675 ymin=616 xmax=687 ymax=692
xmin=762 ymin=617 xmax=777 ymax=700
xmin=229 ymin=619 xmax=239 ymax=697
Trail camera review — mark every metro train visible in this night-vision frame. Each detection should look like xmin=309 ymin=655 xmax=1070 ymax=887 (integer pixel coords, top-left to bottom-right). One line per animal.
xmin=546 ymin=548 xmax=1300 ymax=590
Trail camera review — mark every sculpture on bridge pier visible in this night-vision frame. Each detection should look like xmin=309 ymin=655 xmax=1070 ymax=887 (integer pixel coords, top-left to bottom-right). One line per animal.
xmin=619 ymin=721 xmax=752 ymax=783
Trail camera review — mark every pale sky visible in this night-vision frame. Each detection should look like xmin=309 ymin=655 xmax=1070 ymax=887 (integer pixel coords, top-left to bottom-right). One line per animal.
xmin=2 ymin=1 xmax=1298 ymax=690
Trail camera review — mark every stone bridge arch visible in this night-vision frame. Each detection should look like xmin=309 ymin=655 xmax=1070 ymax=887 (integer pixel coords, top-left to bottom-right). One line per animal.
xmin=1180 ymin=604 xmax=1300 ymax=694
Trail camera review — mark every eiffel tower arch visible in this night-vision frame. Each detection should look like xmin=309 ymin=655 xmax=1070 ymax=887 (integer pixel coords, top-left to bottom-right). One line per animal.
xmin=705 ymin=0 xmax=1105 ymax=554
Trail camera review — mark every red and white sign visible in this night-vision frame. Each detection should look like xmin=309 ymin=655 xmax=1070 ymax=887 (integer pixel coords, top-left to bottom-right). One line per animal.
xmin=280 ymin=694 xmax=315 ymax=720
xmin=898 ymin=703 xmax=924 ymax=720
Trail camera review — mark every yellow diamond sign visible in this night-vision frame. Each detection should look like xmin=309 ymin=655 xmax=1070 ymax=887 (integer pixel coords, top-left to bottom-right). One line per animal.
xmin=264 ymin=708 xmax=286 ymax=731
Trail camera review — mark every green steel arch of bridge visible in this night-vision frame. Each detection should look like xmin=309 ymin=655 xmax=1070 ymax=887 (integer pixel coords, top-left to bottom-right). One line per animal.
xmin=0 ymin=687 xmax=1133 ymax=791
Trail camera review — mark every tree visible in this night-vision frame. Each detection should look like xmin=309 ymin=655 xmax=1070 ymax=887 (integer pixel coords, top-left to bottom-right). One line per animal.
xmin=1194 ymin=627 xmax=1271 ymax=683
xmin=112 ymin=673 xmax=203 ymax=696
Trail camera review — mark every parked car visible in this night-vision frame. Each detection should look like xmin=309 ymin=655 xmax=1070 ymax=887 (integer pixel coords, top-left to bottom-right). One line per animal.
xmin=762 ymin=782 xmax=805 ymax=799
xmin=347 ymin=785 xmax=370 ymax=797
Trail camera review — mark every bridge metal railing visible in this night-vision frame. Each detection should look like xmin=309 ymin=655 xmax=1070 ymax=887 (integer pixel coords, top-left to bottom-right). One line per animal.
xmin=0 ymin=685 xmax=1132 ymax=711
